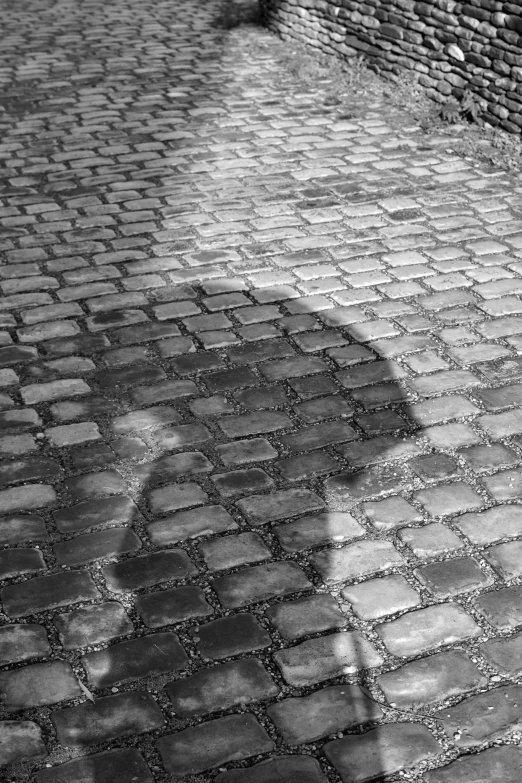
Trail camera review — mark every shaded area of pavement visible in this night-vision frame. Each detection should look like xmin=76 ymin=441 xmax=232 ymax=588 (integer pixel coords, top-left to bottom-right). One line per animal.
xmin=1 ymin=1 xmax=522 ymax=782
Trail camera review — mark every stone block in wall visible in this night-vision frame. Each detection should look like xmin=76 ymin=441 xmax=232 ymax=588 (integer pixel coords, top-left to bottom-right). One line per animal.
xmin=445 ymin=43 xmax=465 ymax=60
xmin=432 ymin=9 xmax=459 ymax=27
xmin=425 ymin=37 xmax=443 ymax=51
xmin=437 ymin=80 xmax=452 ymax=95
xmin=361 ymin=15 xmax=380 ymax=29
xmin=380 ymin=23 xmax=403 ymax=40
xmin=395 ymin=0 xmax=416 ymax=11
xmin=419 ymin=73 xmax=437 ymax=88
xmin=404 ymin=30 xmax=423 ymax=45
xmin=477 ymin=22 xmax=497 ymax=38
xmin=261 ymin=0 xmax=522 ymax=135
xmin=460 ymin=15 xmax=481 ymax=32
xmin=467 ymin=53 xmax=492 ymax=68
xmin=345 ymin=35 xmax=371 ymax=52
xmin=414 ymin=2 xmax=433 ymax=17
xmin=506 ymin=16 xmax=522 ymax=36
xmin=493 ymin=59 xmax=511 ymax=76
xmin=461 ymin=5 xmax=492 ymax=23
xmin=444 ymin=72 xmax=468 ymax=88
xmin=498 ymin=29 xmax=520 ymax=46
xmin=492 ymin=13 xmax=507 ymax=28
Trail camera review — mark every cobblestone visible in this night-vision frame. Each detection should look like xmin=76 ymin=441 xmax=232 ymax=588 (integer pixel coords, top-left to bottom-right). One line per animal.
xmin=82 ymin=633 xmax=188 ymax=687
xmin=35 ymin=749 xmax=153 ymax=783
xmin=424 ymin=746 xmax=522 ymax=783
xmin=0 ymin=721 xmax=47 ymax=767
xmin=1 ymin=0 xmax=521 ymax=778
xmin=51 ymin=691 xmax=164 ymax=747
xmin=157 ymin=714 xmax=274 ymax=777
xmin=326 ymin=724 xmax=440 ymax=781
xmin=436 ymin=685 xmax=522 ymax=748
xmin=166 ymin=658 xmax=278 ymax=717
xmin=378 ymin=650 xmax=487 ymax=709
xmin=0 ymin=661 xmax=81 ymax=711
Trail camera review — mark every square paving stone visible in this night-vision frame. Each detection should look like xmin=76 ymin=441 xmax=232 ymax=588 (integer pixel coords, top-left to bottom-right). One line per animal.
xmin=0 ymin=624 xmax=50 ymax=666
xmin=277 ymin=450 xmax=340 ymax=481
xmin=341 ymin=575 xmax=420 ymax=620
xmin=288 ymin=375 xmax=338 ymax=399
xmin=53 ymin=602 xmax=133 ymax=649
xmin=410 ymin=453 xmax=462 ymax=481
xmin=82 ymin=632 xmax=188 ymax=687
xmin=211 ymin=561 xmax=312 ymax=608
xmin=193 ymin=614 xmax=272 ymax=661
xmin=398 ymin=523 xmax=464 ymax=558
xmin=200 ymin=532 xmax=271 ymax=571
xmin=482 ymin=467 xmax=522 ymax=501
xmin=267 ymin=684 xmax=382 ymax=745
xmin=216 ymin=438 xmax=278 ymax=466
xmin=376 ymin=603 xmax=481 ymax=657
xmin=265 ymin=594 xmax=347 ymax=640
xmin=415 ymin=556 xmax=494 ymax=598
xmin=227 ymin=339 xmax=295 ymax=366
xmin=0 ymin=720 xmax=47 ymax=767
xmin=273 ymin=632 xmax=383 ymax=687
xmin=260 ymin=356 xmax=328 ymax=382
xmin=459 ymin=442 xmax=519 ymax=473
xmin=281 ymin=420 xmax=358 ymax=451
xmin=479 ymin=631 xmax=522 ymax=676
xmin=236 ymin=488 xmax=324 ymax=525
xmin=0 ymin=548 xmax=46 ymax=579
xmin=435 ymin=684 xmax=522 ymax=749
xmin=102 ymin=549 xmax=196 ymax=591
xmin=204 ymin=367 xmax=258 ymax=393
xmin=423 ymin=745 xmax=522 ymax=783
xmin=189 ymin=395 xmax=233 ymax=416
xmin=414 ymin=482 xmax=484 ymax=516
xmin=454 ymin=505 xmax=522 ymax=544
xmin=356 ymin=409 xmax=408 ymax=435
xmin=1 ymin=570 xmax=100 ymax=618
xmin=0 ymin=457 xmax=61 ymax=489
xmin=325 ymin=464 xmax=408 ymax=501
xmin=64 ymin=470 xmax=127 ymax=501
xmin=311 ymin=540 xmax=404 ymax=584
xmin=53 ymin=527 xmax=141 ymax=566
xmin=35 ymin=748 xmax=153 ymax=783
xmin=166 ymin=658 xmax=279 ymax=717
xmin=294 ymin=395 xmax=354 ymax=424
xmin=324 ymin=723 xmax=440 ymax=783
xmin=234 ymin=385 xmax=288 ymax=409
xmin=215 ymin=756 xmax=328 ymax=783
xmin=212 ymin=467 xmax=274 ymax=497
xmin=0 ymin=661 xmax=81 ymax=711
xmin=137 ymin=586 xmax=213 ymax=628
xmin=146 ymin=481 xmax=208 ymax=514
xmin=51 ymin=690 xmax=164 ymax=747
xmin=377 ymin=650 xmax=487 ymax=709
xmin=483 ymin=540 xmax=522 ymax=580
xmin=53 ymin=495 xmax=141 ymax=534
xmin=473 ymin=585 xmax=522 ymax=629
xmin=155 ymin=422 xmax=212 ymax=450
xmin=146 ymin=505 xmax=238 ymax=545
xmin=275 ymin=511 xmax=365 ymax=552
xmin=0 ymin=514 xmax=49 ymax=547
xmin=70 ymin=442 xmax=116 ymax=470
xmin=156 ymin=714 xmax=274 ymax=777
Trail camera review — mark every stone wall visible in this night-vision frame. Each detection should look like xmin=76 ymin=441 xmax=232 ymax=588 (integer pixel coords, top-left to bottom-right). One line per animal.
xmin=259 ymin=0 xmax=522 ymax=134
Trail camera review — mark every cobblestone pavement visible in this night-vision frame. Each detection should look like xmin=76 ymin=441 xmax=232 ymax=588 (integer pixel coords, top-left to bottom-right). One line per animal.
xmin=1 ymin=0 xmax=522 ymax=781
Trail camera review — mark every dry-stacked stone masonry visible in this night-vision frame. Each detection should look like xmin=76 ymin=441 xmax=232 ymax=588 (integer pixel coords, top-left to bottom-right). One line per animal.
xmin=260 ymin=0 xmax=522 ymax=134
